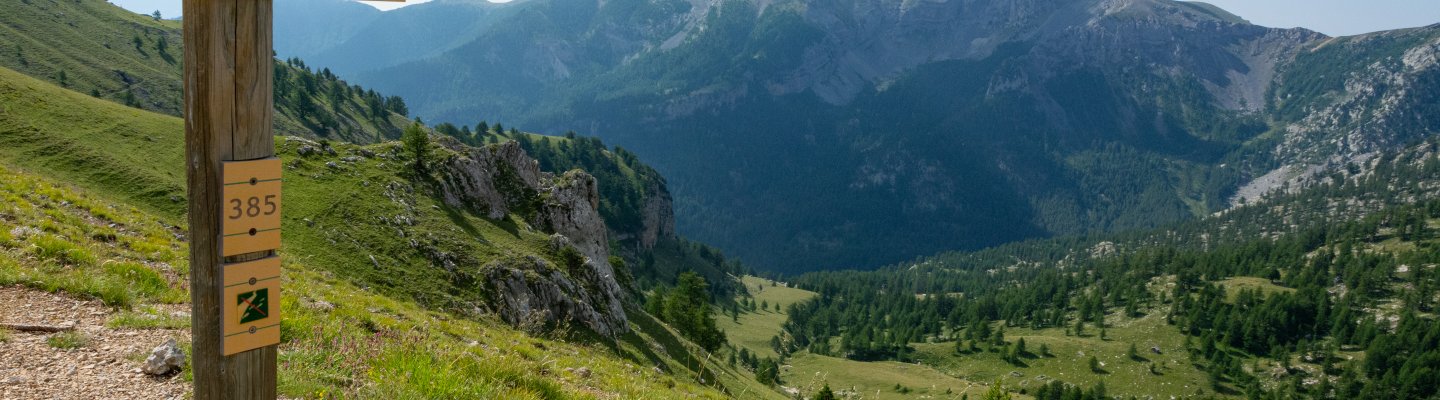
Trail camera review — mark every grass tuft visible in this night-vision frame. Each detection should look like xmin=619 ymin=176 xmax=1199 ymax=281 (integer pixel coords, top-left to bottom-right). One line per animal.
xmin=29 ymin=234 xmax=96 ymax=266
xmin=46 ymin=331 xmax=89 ymax=349
xmin=102 ymin=261 xmax=169 ymax=297
xmin=107 ymin=307 xmax=189 ymax=330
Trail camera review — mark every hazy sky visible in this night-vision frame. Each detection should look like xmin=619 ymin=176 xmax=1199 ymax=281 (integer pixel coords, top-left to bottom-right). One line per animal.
xmin=110 ymin=0 xmax=1440 ymax=37
xmin=1197 ymin=0 xmax=1440 ymax=36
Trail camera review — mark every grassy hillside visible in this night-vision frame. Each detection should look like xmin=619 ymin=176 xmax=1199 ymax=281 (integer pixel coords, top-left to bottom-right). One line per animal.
xmin=718 ymin=276 xmax=816 ymax=359
xmin=783 ymin=352 xmax=1000 ymax=400
xmin=0 ymin=65 xmax=186 ymax=218
xmin=0 ymin=0 xmax=413 ymax=144
xmin=714 ymin=274 xmax=1206 ymax=398
xmin=0 ymin=63 xmax=786 ymax=398
xmin=912 ymin=292 xmax=1214 ymax=398
xmin=0 ymin=0 xmax=182 ymax=114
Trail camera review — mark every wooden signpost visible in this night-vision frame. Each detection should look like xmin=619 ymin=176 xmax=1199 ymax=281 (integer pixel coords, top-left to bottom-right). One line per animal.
xmin=183 ymin=0 xmax=279 ymax=398
xmin=183 ymin=0 xmax=408 ymax=397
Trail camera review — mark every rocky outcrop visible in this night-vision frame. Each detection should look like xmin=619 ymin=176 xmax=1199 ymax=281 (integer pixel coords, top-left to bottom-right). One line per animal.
xmin=1277 ymin=29 xmax=1440 ymax=164
xmin=638 ymin=180 xmax=676 ymax=249
xmin=481 ymin=254 xmax=626 ymax=337
xmin=609 ymin=178 xmax=677 ymax=251
xmin=435 ymin=138 xmax=628 ymax=336
xmin=1232 ymin=26 xmax=1440 ymax=206
xmin=435 ymin=139 xmax=546 ymax=220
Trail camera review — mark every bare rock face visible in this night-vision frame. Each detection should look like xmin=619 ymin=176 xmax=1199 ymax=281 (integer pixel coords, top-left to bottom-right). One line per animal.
xmin=482 ymin=256 xmax=626 ymax=337
xmin=1278 ymin=30 xmax=1440 ymax=164
xmin=639 ymin=180 xmax=676 ymax=249
xmin=1230 ymin=27 xmax=1440 ymax=205
xmin=435 ymin=139 xmax=628 ymax=336
xmin=436 ymin=139 xmax=546 ymax=220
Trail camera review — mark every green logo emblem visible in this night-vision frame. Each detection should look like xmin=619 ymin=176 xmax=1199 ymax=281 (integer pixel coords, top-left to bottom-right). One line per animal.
xmin=237 ymin=288 xmax=269 ymax=324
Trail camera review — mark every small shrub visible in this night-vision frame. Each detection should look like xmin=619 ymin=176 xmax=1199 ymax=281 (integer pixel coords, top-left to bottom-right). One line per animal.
xmin=46 ymin=331 xmax=89 ymax=349
xmin=0 ymin=327 xmax=11 ymax=343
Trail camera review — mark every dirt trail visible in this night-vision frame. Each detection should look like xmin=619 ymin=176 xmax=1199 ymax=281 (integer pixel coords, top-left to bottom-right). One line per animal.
xmin=0 ymin=286 xmax=189 ymax=400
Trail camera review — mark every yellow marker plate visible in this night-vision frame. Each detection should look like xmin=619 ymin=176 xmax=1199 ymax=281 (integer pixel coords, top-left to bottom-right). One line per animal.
xmin=222 ymin=158 xmax=282 ymax=257
xmin=221 ymin=257 xmax=282 ymax=356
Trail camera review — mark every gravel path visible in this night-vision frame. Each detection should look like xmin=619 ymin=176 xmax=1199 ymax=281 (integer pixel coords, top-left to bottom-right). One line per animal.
xmin=0 ymin=286 xmax=190 ymax=400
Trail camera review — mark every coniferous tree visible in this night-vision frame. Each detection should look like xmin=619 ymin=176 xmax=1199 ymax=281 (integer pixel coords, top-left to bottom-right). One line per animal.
xmin=657 ymin=272 xmax=726 ymax=351
xmin=401 ymin=123 xmax=430 ymax=175
xmin=755 ymin=357 xmax=780 ymax=386
xmin=814 ymin=383 xmax=836 ymax=400
xmin=981 ymin=380 xmax=1012 ymax=400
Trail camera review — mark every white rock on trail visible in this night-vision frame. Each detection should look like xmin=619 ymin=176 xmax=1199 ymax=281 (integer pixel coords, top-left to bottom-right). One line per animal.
xmin=141 ymin=339 xmax=186 ymax=376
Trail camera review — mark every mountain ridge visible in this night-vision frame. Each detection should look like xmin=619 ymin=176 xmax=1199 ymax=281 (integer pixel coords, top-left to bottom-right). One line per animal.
xmin=269 ymin=0 xmax=1440 ymax=273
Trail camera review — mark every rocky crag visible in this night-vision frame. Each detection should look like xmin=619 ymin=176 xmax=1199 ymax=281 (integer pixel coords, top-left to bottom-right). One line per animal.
xmin=435 ymin=139 xmax=629 ymax=337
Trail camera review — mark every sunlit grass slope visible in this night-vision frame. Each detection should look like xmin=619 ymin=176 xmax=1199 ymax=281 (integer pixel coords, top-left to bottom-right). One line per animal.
xmin=0 ymin=0 xmax=183 ymax=114
xmin=0 ymin=65 xmax=186 ymax=218
xmin=0 ymin=0 xmax=414 ymax=144
xmin=783 ymin=352 xmax=1001 ymax=400
xmin=717 ymin=276 xmax=816 ymax=359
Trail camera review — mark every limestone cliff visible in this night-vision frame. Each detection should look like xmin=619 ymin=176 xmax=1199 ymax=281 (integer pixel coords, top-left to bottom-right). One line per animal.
xmin=434 ymin=138 xmax=628 ymax=337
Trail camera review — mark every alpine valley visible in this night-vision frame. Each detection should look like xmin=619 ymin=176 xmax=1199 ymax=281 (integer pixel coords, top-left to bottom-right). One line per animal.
xmin=0 ymin=0 xmax=1437 ymax=399
xmin=276 ymin=0 xmax=1440 ymax=274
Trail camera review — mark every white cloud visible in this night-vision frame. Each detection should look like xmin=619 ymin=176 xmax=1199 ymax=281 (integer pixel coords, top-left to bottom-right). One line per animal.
xmin=357 ymin=0 xmax=432 ymax=11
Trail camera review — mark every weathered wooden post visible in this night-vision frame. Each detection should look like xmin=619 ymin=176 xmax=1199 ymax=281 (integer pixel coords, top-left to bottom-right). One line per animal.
xmin=184 ymin=0 xmax=281 ymax=398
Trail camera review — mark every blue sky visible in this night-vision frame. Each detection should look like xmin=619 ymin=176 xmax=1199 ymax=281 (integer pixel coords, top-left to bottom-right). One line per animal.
xmin=109 ymin=0 xmax=1440 ymax=37
xmin=1199 ymin=0 xmax=1440 ymax=36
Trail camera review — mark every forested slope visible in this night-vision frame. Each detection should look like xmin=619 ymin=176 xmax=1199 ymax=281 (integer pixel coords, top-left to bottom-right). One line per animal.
xmin=780 ymin=139 xmax=1440 ymax=398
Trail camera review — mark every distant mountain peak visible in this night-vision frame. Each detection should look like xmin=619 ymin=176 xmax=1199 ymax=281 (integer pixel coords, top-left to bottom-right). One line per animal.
xmin=274 ymin=0 xmax=1434 ymax=273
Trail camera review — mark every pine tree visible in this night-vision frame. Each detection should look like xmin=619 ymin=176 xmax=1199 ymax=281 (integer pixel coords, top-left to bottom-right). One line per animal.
xmin=659 ymin=272 xmax=726 ymax=351
xmin=755 ymin=357 xmax=780 ymax=386
xmin=401 ymin=123 xmax=430 ymax=175
xmin=814 ymin=383 xmax=836 ymax=400
xmin=981 ymin=379 xmax=1012 ymax=400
